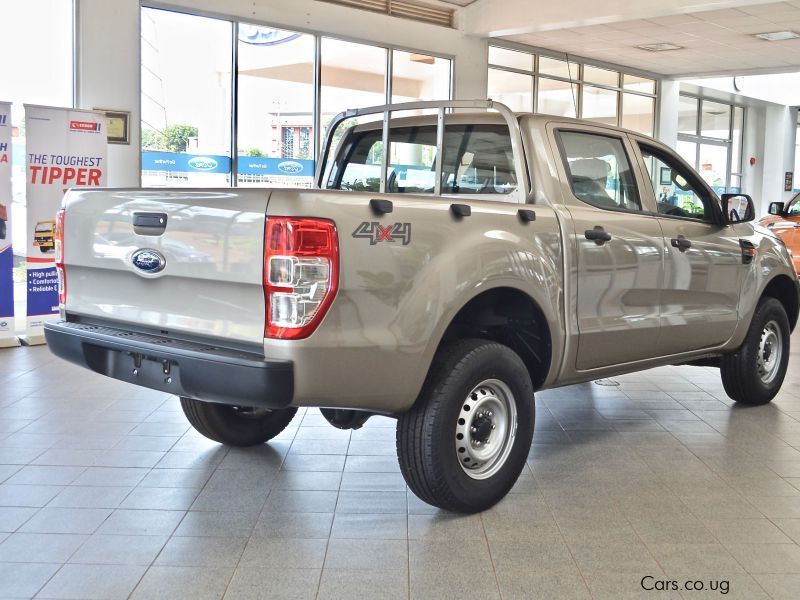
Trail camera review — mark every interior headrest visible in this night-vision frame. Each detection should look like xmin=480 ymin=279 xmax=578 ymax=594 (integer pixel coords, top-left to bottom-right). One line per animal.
xmin=570 ymin=158 xmax=609 ymax=182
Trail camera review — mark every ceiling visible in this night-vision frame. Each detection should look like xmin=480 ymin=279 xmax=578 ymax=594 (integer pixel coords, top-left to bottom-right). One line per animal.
xmin=459 ymin=0 xmax=800 ymax=77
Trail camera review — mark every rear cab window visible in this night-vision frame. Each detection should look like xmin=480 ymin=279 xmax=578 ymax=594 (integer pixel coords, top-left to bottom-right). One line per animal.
xmin=325 ymin=121 xmax=517 ymax=198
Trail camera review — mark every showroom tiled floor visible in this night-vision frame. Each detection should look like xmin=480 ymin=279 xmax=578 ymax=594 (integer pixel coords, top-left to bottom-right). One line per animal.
xmin=1 ymin=332 xmax=800 ymax=599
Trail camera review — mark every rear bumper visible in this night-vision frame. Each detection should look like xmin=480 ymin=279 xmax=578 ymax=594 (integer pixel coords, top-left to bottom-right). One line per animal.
xmin=44 ymin=321 xmax=293 ymax=408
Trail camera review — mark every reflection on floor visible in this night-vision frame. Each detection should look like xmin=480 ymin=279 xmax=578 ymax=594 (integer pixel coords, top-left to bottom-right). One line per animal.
xmin=1 ymin=331 xmax=799 ymax=599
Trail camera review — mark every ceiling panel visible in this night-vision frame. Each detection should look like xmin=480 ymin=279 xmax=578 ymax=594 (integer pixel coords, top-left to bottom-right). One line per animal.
xmin=499 ymin=2 xmax=800 ymax=76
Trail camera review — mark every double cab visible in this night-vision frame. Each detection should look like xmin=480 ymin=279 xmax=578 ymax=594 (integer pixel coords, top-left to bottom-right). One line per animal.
xmin=46 ymin=100 xmax=799 ymax=512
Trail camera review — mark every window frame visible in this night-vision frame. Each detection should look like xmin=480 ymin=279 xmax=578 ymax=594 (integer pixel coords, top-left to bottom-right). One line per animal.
xmin=636 ymin=140 xmax=724 ymax=226
xmin=321 ymin=105 xmax=528 ymax=203
xmin=139 ymin=2 xmax=455 ymax=188
xmin=676 ymin=93 xmax=746 ymax=194
xmin=487 ymin=43 xmax=659 ymax=136
xmin=554 ymin=127 xmax=645 ymax=215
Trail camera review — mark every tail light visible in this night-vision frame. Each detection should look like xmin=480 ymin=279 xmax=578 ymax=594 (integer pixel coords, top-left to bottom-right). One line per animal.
xmin=55 ymin=209 xmax=66 ymax=306
xmin=264 ymin=217 xmax=339 ymax=339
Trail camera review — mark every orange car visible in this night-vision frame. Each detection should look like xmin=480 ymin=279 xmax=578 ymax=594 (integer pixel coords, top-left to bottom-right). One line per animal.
xmin=760 ymin=192 xmax=800 ymax=276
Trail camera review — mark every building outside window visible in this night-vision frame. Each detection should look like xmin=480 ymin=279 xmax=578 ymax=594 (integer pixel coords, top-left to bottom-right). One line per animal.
xmin=141 ymin=7 xmax=453 ymax=188
xmin=141 ymin=8 xmax=233 ymax=187
xmin=487 ymin=45 xmax=657 ymax=137
xmin=237 ymin=23 xmax=315 ymax=188
xmin=677 ymin=95 xmax=745 ymax=194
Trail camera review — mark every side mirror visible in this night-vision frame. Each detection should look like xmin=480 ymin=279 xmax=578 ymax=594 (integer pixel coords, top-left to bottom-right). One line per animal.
xmin=721 ymin=193 xmax=755 ymax=224
xmin=768 ymin=201 xmax=785 ymax=216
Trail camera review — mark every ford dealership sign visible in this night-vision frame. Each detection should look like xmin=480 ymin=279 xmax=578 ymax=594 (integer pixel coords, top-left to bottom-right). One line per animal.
xmin=278 ymin=160 xmax=304 ymax=174
xmin=188 ymin=156 xmax=219 ymax=171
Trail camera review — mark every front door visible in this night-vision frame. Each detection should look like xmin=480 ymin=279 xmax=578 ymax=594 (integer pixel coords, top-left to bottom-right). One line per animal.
xmin=636 ymin=142 xmax=744 ymax=355
xmin=554 ymin=128 xmax=665 ymax=371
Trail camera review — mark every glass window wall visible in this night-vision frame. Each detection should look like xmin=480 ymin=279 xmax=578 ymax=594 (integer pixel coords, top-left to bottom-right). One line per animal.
xmin=488 ymin=45 xmax=656 ymax=134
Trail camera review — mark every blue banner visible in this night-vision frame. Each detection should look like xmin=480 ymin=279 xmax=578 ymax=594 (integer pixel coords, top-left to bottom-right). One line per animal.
xmin=237 ymin=156 xmax=314 ymax=177
xmin=0 ymin=101 xmax=14 ymax=344
xmin=26 ymin=266 xmax=58 ymax=316
xmin=0 ymin=247 xmax=13 ymax=327
xmin=142 ymin=151 xmax=232 ymax=174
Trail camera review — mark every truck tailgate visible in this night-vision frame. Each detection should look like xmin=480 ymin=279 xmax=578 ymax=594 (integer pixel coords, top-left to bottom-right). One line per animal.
xmin=63 ymin=189 xmax=269 ymax=345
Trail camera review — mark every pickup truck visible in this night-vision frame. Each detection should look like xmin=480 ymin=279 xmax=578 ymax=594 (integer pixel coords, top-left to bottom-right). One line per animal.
xmin=761 ymin=192 xmax=800 ymax=275
xmin=45 ymin=100 xmax=799 ymax=513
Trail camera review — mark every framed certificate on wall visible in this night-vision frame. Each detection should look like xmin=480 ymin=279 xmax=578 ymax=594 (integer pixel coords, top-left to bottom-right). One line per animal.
xmin=95 ymin=109 xmax=130 ymax=145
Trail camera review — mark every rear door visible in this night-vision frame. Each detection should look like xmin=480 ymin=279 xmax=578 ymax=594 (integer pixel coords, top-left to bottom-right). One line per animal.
xmin=550 ymin=126 xmax=665 ymax=370
xmin=634 ymin=140 xmax=744 ymax=355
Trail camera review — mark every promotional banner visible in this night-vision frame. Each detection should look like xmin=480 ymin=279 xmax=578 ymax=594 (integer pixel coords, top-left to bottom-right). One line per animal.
xmin=0 ymin=101 xmax=16 ymax=347
xmin=24 ymin=105 xmax=107 ymax=343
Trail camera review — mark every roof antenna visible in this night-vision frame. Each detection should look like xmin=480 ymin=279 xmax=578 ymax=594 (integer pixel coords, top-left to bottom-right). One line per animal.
xmin=566 ymin=52 xmax=578 ymax=118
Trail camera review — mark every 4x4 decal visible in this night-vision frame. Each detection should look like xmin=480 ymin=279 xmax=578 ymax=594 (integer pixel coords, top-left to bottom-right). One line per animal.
xmin=352 ymin=222 xmax=411 ymax=245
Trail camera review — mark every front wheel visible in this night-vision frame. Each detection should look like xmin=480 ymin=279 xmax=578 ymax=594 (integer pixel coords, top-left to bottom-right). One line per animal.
xmin=180 ymin=398 xmax=297 ymax=446
xmin=721 ymin=297 xmax=791 ymax=405
xmin=396 ymin=339 xmax=535 ymax=513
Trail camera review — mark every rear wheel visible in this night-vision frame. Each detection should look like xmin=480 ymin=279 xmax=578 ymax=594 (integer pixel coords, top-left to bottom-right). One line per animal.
xmin=180 ymin=397 xmax=297 ymax=446
xmin=396 ymin=339 xmax=535 ymax=513
xmin=721 ymin=297 xmax=791 ymax=405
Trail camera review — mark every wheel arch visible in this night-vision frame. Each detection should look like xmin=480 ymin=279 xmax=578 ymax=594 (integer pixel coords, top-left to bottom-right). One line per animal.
xmin=430 ymin=286 xmax=554 ymax=391
xmin=761 ymin=274 xmax=799 ymax=331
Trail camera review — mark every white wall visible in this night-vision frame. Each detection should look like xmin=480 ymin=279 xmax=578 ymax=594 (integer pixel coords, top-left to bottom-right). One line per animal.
xmin=76 ymin=0 xmax=489 ymax=186
xmin=76 ymin=0 xmax=141 ymax=187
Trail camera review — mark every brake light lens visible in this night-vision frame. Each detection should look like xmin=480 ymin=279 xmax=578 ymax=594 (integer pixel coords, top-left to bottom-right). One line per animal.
xmin=55 ymin=209 xmax=66 ymax=306
xmin=264 ymin=217 xmax=339 ymax=339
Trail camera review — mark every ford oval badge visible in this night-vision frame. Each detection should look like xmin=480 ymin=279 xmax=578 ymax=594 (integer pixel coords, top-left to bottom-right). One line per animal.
xmin=131 ymin=249 xmax=166 ymax=274
xmin=187 ymin=156 xmax=218 ymax=171
xmin=278 ymin=160 xmax=303 ymax=174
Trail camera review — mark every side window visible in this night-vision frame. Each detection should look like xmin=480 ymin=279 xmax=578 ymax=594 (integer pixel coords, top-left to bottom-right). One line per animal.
xmin=331 ymin=125 xmax=438 ymax=194
xmin=640 ymin=146 xmax=715 ymax=221
xmin=786 ymin=194 xmax=800 ymax=217
xmin=327 ymin=122 xmax=518 ymax=197
xmin=333 ymin=130 xmax=384 ymax=192
xmin=441 ymin=125 xmax=517 ymax=195
xmin=558 ymin=131 xmax=641 ymax=211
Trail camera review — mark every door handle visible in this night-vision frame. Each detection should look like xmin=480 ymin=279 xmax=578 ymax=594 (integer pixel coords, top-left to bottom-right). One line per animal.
xmin=671 ymin=235 xmax=692 ymax=252
xmin=584 ymin=226 xmax=611 ymax=245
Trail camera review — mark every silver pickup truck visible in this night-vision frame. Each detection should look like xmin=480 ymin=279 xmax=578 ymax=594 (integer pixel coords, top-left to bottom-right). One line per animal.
xmin=46 ymin=100 xmax=799 ymax=513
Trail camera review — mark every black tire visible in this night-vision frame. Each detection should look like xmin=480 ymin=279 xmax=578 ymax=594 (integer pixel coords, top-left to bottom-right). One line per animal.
xmin=721 ymin=297 xmax=791 ymax=405
xmin=396 ymin=339 xmax=535 ymax=513
xmin=180 ymin=397 xmax=297 ymax=446
xmin=0 ymin=220 xmax=6 ymax=240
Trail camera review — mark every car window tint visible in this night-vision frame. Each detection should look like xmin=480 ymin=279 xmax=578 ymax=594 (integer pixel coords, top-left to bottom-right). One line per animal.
xmin=639 ymin=146 xmax=714 ymax=221
xmin=786 ymin=194 xmax=800 ymax=216
xmin=327 ymin=123 xmax=517 ymax=196
xmin=558 ymin=131 xmax=641 ymax=211
xmin=441 ymin=124 xmax=517 ymax=195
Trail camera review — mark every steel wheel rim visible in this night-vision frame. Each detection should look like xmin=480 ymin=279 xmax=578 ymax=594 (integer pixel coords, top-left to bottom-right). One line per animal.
xmin=455 ymin=379 xmax=518 ymax=480
xmin=756 ymin=320 xmax=783 ymax=385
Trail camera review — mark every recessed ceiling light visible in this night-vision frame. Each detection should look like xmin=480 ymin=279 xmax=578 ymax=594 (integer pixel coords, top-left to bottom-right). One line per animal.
xmin=636 ymin=43 xmax=683 ymax=52
xmin=754 ymin=31 xmax=800 ymax=41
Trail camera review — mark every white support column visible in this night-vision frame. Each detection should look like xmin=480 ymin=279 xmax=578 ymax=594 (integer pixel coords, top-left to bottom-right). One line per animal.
xmin=759 ymin=105 xmax=796 ymax=215
xmin=76 ymin=0 xmax=141 ymax=187
xmin=657 ymin=79 xmax=679 ymax=149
